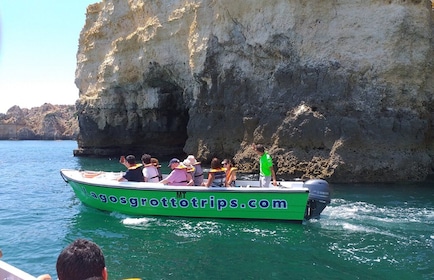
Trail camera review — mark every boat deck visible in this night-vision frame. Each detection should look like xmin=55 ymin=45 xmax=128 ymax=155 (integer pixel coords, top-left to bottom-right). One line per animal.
xmin=61 ymin=169 xmax=308 ymax=193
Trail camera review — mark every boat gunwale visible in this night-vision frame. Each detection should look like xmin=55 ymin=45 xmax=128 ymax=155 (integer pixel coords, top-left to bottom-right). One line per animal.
xmin=0 ymin=260 xmax=36 ymax=280
xmin=60 ymin=169 xmax=309 ymax=194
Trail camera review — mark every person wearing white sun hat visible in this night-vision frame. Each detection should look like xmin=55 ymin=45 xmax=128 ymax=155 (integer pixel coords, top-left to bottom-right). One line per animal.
xmin=187 ymin=155 xmax=203 ymax=186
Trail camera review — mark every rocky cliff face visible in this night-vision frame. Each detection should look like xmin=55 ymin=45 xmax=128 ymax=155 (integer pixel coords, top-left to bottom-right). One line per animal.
xmin=75 ymin=0 xmax=434 ymax=182
xmin=0 ymin=104 xmax=78 ymax=140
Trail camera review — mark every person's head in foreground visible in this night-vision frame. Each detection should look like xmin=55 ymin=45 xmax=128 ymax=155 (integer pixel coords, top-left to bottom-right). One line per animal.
xmin=56 ymin=238 xmax=107 ymax=280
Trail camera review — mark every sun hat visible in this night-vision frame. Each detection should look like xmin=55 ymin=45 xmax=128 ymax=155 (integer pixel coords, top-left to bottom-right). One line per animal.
xmin=168 ymin=158 xmax=180 ymax=167
xmin=187 ymin=155 xmax=198 ymax=165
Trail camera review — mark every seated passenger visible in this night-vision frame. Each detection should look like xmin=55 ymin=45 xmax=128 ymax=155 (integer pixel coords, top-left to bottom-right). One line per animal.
xmin=222 ymin=158 xmax=237 ymax=187
xmin=204 ymin=157 xmax=226 ymax=188
xmin=187 ymin=155 xmax=204 ymax=186
xmin=183 ymin=158 xmax=195 ymax=182
xmin=151 ymin=157 xmax=163 ymax=181
xmin=160 ymin=158 xmax=194 ymax=186
xmin=118 ymin=155 xmax=144 ymax=182
xmin=141 ymin=154 xmax=160 ymax=183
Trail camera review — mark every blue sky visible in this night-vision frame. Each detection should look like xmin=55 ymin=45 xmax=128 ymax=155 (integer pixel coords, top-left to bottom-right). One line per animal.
xmin=0 ymin=0 xmax=97 ymax=113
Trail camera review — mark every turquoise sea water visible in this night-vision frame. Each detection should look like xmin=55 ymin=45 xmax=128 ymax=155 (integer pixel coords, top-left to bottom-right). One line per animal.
xmin=0 ymin=141 xmax=433 ymax=279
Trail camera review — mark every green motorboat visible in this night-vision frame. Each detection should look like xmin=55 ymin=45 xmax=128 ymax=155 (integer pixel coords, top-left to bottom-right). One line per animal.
xmin=60 ymin=169 xmax=330 ymax=222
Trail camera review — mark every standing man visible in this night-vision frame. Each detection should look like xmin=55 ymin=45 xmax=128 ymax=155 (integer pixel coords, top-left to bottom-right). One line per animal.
xmin=252 ymin=144 xmax=277 ymax=187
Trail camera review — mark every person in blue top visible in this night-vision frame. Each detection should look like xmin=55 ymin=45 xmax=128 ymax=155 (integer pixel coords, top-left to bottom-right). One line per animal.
xmin=252 ymin=144 xmax=277 ymax=187
xmin=118 ymin=155 xmax=144 ymax=182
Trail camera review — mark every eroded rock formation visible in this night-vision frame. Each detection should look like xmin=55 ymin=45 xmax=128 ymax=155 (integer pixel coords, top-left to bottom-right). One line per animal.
xmin=75 ymin=0 xmax=434 ymax=182
xmin=0 ymin=104 xmax=78 ymax=140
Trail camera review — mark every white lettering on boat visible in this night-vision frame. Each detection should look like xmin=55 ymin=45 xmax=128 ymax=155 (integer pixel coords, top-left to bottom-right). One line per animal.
xmin=89 ymin=192 xmax=288 ymax=211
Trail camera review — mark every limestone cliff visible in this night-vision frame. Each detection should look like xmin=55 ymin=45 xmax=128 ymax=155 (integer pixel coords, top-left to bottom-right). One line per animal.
xmin=75 ymin=0 xmax=434 ymax=182
xmin=0 ymin=104 xmax=78 ymax=140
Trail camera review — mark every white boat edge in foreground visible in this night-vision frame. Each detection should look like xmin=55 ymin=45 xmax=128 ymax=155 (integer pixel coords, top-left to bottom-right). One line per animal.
xmin=0 ymin=260 xmax=36 ymax=280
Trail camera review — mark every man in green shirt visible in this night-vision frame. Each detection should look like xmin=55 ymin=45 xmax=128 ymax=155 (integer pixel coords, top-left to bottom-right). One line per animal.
xmin=252 ymin=144 xmax=277 ymax=187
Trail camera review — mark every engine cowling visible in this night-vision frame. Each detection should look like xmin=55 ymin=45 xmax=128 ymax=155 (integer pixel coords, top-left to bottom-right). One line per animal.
xmin=304 ymin=179 xmax=331 ymax=220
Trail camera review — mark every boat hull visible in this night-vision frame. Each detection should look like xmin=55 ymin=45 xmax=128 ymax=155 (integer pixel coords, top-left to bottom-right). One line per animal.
xmin=61 ymin=169 xmax=310 ymax=222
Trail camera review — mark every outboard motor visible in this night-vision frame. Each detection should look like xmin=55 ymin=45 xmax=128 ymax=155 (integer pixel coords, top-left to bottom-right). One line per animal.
xmin=304 ymin=179 xmax=331 ymax=220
